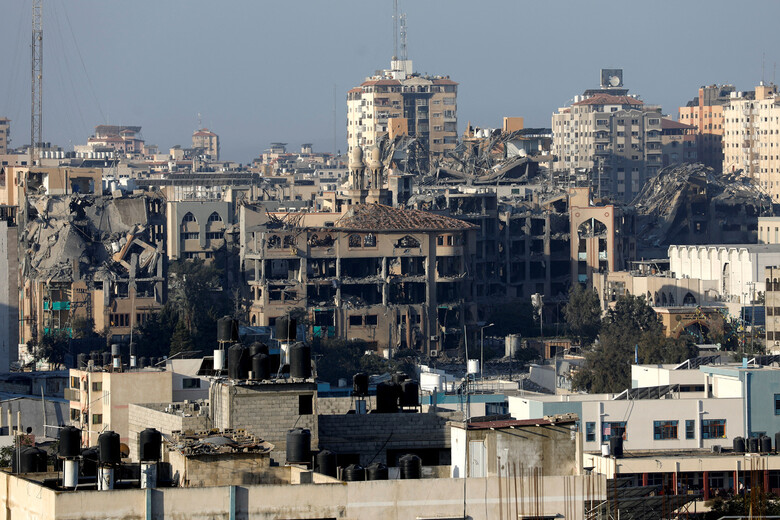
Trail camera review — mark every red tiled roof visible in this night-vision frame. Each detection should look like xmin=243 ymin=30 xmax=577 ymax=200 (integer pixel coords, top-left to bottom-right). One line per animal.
xmin=347 ymin=87 xmax=363 ymax=94
xmin=573 ymin=94 xmax=643 ymax=106
xmin=361 ymin=79 xmax=402 ymax=87
xmin=433 ymin=78 xmax=458 ymax=86
xmin=193 ymin=129 xmax=217 ymax=137
xmin=661 ymin=118 xmax=695 ymax=130
xmin=331 ymin=203 xmax=477 ymax=232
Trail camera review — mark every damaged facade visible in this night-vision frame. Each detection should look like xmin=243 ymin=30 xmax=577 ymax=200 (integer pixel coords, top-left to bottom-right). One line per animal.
xmin=18 ymin=166 xmax=167 ymax=345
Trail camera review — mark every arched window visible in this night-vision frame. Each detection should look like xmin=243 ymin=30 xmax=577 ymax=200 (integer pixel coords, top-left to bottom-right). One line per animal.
xmin=668 ymin=292 xmax=675 ymax=306
xmin=348 ymin=234 xmax=362 ymax=248
xmin=268 ymin=235 xmax=281 ymax=248
xmin=251 ymin=315 xmax=257 ymax=326
xmin=283 ymin=235 xmax=296 ymax=248
xmin=396 ymin=235 xmax=420 ymax=248
xmin=182 ymin=212 xmax=196 ymax=223
xmin=683 ymin=292 xmax=696 ymax=306
xmin=661 ymin=293 xmax=667 ymax=306
xmin=364 ymin=233 xmax=376 ymax=247
xmin=208 ymin=212 xmax=223 ymax=223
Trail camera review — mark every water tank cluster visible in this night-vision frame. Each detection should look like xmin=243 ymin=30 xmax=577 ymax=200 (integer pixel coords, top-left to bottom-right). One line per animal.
xmin=734 ymin=435 xmax=774 ymax=454
xmin=79 ymin=349 xmax=159 ymax=371
xmin=375 ymin=374 xmax=420 ymax=413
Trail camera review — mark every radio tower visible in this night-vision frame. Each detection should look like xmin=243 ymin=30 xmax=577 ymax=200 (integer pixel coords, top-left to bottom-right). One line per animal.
xmin=31 ymin=0 xmax=43 ymax=164
xmin=392 ymin=0 xmax=398 ymax=59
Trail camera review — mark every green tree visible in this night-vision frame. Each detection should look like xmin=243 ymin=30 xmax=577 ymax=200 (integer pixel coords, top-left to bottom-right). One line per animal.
xmin=571 ymin=295 xmax=696 ymax=393
xmin=563 ymin=284 xmax=602 ymax=346
xmin=169 ymin=317 xmax=194 ymax=357
xmin=134 ymin=303 xmax=178 ymax=358
xmin=31 ymin=331 xmax=71 ymax=366
xmin=706 ymin=493 xmax=780 ymax=519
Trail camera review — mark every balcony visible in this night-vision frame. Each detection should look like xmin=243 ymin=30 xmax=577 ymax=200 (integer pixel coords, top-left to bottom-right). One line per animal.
xmin=64 ymin=388 xmax=80 ymax=402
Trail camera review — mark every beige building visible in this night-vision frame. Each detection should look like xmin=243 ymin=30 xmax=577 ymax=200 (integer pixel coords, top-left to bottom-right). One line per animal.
xmin=678 ymin=84 xmax=734 ymax=170
xmin=347 ymin=59 xmax=458 ymax=162
xmin=65 ymin=367 xmax=173 ymax=446
xmin=191 ymin=128 xmax=219 ymax=160
xmin=765 ymin=266 xmax=780 ymax=353
xmin=552 ymin=71 xmax=663 ymax=202
xmin=722 ymin=82 xmax=780 ymax=199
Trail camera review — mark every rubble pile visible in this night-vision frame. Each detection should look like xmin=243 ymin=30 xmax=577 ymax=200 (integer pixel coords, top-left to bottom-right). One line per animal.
xmin=632 ymin=163 xmax=773 ymax=251
xmin=22 ymin=193 xmax=163 ymax=282
xmin=169 ymin=429 xmax=274 ymax=456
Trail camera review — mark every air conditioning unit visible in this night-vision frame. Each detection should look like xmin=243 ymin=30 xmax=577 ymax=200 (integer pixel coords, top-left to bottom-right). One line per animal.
xmin=711 ymin=445 xmax=722 ymax=453
xmin=429 ymin=350 xmax=438 ymax=358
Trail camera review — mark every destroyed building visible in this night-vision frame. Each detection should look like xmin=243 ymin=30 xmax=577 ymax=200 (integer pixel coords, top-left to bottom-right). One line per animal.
xmin=632 ymin=162 xmax=772 ymax=256
xmin=19 ymin=169 xmax=167 ymax=345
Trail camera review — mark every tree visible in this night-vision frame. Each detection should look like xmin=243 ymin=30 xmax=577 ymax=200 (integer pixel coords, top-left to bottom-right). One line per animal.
xmin=312 ymin=338 xmax=397 ymax=384
xmin=487 ymin=301 xmax=537 ymax=338
xmin=706 ymin=493 xmax=780 ymax=519
xmin=563 ymin=284 xmax=602 ymax=346
xmin=169 ymin=317 xmax=194 ymax=357
xmin=31 ymin=331 xmax=71 ymax=366
xmin=134 ymin=303 xmax=178 ymax=358
xmin=571 ymin=294 xmax=696 ymax=393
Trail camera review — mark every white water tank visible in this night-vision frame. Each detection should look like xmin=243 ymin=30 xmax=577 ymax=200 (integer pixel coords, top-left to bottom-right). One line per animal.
xmin=213 ymin=349 xmax=225 ymax=371
xmin=505 ymin=334 xmax=522 ymax=358
xmin=467 ymin=359 xmax=479 ymax=375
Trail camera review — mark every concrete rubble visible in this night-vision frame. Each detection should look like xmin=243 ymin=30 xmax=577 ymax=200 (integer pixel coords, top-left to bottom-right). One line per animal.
xmin=632 ymin=163 xmax=773 ymax=252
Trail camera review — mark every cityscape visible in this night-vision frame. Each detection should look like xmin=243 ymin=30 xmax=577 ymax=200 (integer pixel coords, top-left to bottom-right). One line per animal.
xmin=2 ymin=1 xmax=780 ymax=519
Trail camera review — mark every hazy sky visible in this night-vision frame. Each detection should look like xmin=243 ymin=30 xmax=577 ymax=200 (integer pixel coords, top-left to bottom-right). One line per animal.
xmin=2 ymin=1 xmax=779 ymax=164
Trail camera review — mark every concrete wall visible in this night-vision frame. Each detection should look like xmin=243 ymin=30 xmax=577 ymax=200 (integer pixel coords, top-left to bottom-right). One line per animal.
xmin=0 ymin=469 xmax=602 ymax=520
xmin=318 ymin=411 xmax=459 ymax=466
xmin=0 ymin=221 xmax=18 ymax=372
xmin=210 ymin=381 xmax=318 ymax=458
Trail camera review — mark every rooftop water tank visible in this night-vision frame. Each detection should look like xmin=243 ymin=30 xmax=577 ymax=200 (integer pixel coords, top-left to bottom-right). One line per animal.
xmin=59 ymin=426 xmax=81 ymax=459
xmin=376 ymin=381 xmax=399 ymax=413
xmin=251 ymin=353 xmax=270 ymax=381
xmin=286 ymin=428 xmax=311 ymax=465
xmin=289 ymin=344 xmax=311 ymax=379
xmin=316 ymin=450 xmax=337 ymax=478
xmin=353 ymin=373 xmax=369 ymax=396
xmin=227 ymin=343 xmax=249 ymax=380
xmin=342 ymin=464 xmax=365 ymax=482
xmin=81 ymin=448 xmax=98 ymax=477
xmin=399 ymin=454 xmax=422 ymax=479
xmin=366 ymin=462 xmax=388 ymax=481
xmin=276 ymin=317 xmax=297 ymax=342
xmin=13 ymin=447 xmax=47 ymax=473
xmin=98 ymin=431 xmax=121 ymax=465
xmin=139 ymin=428 xmax=162 ymax=462
xmin=399 ymin=380 xmax=419 ymax=408
xmin=217 ymin=316 xmax=238 ymax=343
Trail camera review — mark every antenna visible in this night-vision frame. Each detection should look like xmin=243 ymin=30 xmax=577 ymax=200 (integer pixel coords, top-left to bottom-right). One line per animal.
xmin=762 ymin=52 xmax=766 ymax=84
xmin=400 ymin=12 xmax=408 ymax=61
xmin=197 ymin=112 xmax=202 ymax=129
xmin=333 ymin=84 xmax=337 ymax=156
xmin=392 ymin=0 xmax=398 ymax=60
xmin=31 ymin=0 xmax=43 ymax=164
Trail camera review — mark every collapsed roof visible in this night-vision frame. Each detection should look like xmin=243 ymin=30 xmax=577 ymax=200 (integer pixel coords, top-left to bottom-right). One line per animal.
xmin=632 ymin=163 xmax=772 ymax=252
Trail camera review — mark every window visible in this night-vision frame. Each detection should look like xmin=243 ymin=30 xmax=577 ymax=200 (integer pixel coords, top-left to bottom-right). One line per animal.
xmin=182 ymin=212 xmax=196 ymax=223
xmin=182 ymin=378 xmax=201 ymax=389
xmin=602 ymin=421 xmax=627 ymax=442
xmin=775 ymin=394 xmax=780 ymax=415
xmin=702 ymin=419 xmax=726 ymax=439
xmin=205 ymin=232 xmax=222 ymax=240
xmin=182 ymin=232 xmax=199 ymax=240
xmin=71 ymin=376 xmax=79 ymax=389
xmin=92 ymin=414 xmax=103 ymax=425
xmin=365 ymin=315 xmax=378 ymax=326
xmin=349 ymin=315 xmax=362 ymax=327
xmin=653 ymin=420 xmax=678 ymax=440
xmin=299 ymin=394 xmax=313 ymax=415
xmin=92 ymin=382 xmax=102 ymax=392
xmin=70 ymin=408 xmax=80 ymax=421
xmin=586 ymin=422 xmax=596 ymax=442
xmin=207 ymin=212 xmax=222 ymax=223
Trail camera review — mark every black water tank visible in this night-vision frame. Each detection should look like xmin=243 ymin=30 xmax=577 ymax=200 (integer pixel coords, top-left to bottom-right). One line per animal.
xmin=81 ymin=448 xmax=98 ymax=477
xmin=138 ymin=356 xmax=148 ymax=368
xmin=734 ymin=436 xmax=746 ymax=453
xmin=316 ymin=450 xmax=337 ymax=478
xmin=400 ymin=380 xmax=419 ymax=408
xmin=353 ymin=373 xmax=369 ymax=396
xmin=102 ymin=351 xmax=112 ymax=366
xmin=251 ymin=354 xmax=270 ymax=381
xmin=249 ymin=342 xmax=268 ymax=358
xmin=14 ymin=447 xmax=47 ymax=473
xmin=77 ymin=353 xmax=89 ymax=369
xmin=98 ymin=431 xmax=121 ymax=465
xmin=342 ymin=464 xmax=365 ymax=482
xmin=399 ymin=454 xmax=422 ymax=479
xmin=392 ymin=372 xmax=408 ymax=385
xmin=228 ymin=343 xmax=249 ymax=380
xmin=749 ymin=436 xmax=760 ymax=453
xmin=376 ymin=381 xmax=399 ymax=413
xmin=58 ymin=426 xmax=81 ymax=458
xmin=139 ymin=428 xmax=162 ymax=461
xmin=761 ymin=435 xmax=773 ymax=453
xmin=90 ymin=351 xmax=100 ymax=365
xmin=149 ymin=357 xmax=158 ymax=368
xmin=286 ymin=428 xmax=311 ymax=464
xmin=366 ymin=462 xmax=389 ymax=481
xmin=276 ymin=317 xmax=297 ymax=341
xmin=609 ymin=437 xmax=624 ymax=459
xmin=290 ymin=344 xmax=312 ymax=379
xmin=217 ymin=316 xmax=238 ymax=342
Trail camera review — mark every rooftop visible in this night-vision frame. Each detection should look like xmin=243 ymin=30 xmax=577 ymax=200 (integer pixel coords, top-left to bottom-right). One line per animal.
xmin=331 ymin=203 xmax=477 ymax=233
xmin=573 ymin=94 xmax=643 ymax=106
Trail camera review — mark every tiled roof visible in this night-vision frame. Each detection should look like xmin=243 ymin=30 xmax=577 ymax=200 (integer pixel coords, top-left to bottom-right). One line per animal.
xmin=661 ymin=118 xmax=694 ymax=130
xmin=331 ymin=203 xmax=476 ymax=232
xmin=361 ymin=79 xmax=402 ymax=87
xmin=432 ymin=78 xmax=458 ymax=85
xmin=573 ymin=94 xmax=643 ymax=106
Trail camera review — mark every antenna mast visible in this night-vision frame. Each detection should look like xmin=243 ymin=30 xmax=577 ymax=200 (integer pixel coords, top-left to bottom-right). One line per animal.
xmin=392 ymin=0 xmax=398 ymax=60
xmin=31 ymin=0 xmax=43 ymax=164
xmin=400 ymin=12 xmax=407 ymax=61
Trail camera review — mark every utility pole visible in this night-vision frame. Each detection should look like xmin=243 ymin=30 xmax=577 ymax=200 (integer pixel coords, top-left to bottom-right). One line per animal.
xmin=31 ymin=0 xmax=43 ymax=164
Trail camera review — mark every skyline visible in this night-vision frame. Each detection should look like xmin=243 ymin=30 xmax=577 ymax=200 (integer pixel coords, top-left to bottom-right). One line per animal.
xmin=1 ymin=0 xmax=779 ymax=163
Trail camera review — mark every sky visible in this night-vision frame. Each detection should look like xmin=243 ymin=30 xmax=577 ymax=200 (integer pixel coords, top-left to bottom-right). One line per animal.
xmin=1 ymin=0 xmax=779 ymax=164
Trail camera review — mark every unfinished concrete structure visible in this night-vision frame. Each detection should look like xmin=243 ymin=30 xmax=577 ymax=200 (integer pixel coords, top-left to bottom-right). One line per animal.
xmin=241 ymin=202 xmax=477 ymax=355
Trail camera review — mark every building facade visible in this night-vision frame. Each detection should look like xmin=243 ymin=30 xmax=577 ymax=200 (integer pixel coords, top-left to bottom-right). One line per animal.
xmin=347 ymin=59 xmax=458 ymax=163
xmin=0 ymin=118 xmax=9 ymax=155
xmin=552 ymin=70 xmax=663 ymax=202
xmin=678 ymin=84 xmax=734 ymax=170
xmin=192 ymin=128 xmax=219 ymax=160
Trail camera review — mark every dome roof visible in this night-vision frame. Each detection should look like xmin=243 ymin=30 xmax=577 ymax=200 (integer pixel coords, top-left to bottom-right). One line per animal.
xmin=368 ymin=146 xmax=381 ymax=169
xmin=349 ymin=146 xmax=364 ymax=168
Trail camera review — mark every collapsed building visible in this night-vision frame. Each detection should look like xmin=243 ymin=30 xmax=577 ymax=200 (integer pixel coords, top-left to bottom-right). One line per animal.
xmin=632 ymin=163 xmax=772 ymax=256
xmin=18 ymin=168 xmax=167 ymax=346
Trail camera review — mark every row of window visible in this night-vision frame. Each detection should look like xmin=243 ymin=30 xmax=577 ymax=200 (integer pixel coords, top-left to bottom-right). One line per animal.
xmin=584 ymin=419 xmax=726 ymax=442
xmin=70 ymin=408 xmax=102 ymax=424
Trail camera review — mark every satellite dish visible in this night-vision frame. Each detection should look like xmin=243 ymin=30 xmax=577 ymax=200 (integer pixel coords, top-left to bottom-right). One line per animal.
xmin=609 ymin=75 xmax=621 ymax=87
xmin=119 ymin=443 xmax=130 ymax=458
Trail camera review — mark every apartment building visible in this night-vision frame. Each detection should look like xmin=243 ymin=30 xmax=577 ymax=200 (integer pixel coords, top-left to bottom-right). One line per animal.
xmin=347 ymin=58 xmax=458 ymax=163
xmin=552 ymin=69 xmax=663 ymax=202
xmin=678 ymin=84 xmax=734 ymax=170
xmin=660 ymin=118 xmax=697 ymax=167
xmin=0 ymin=118 xmax=9 ymax=155
xmin=764 ymin=266 xmax=780 ymax=353
xmin=75 ymin=125 xmax=145 ymax=158
xmin=192 ymin=128 xmax=219 ymax=161
xmin=723 ymin=82 xmax=780 ymax=200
